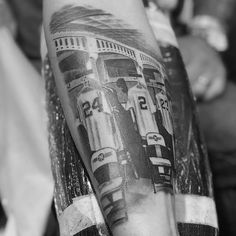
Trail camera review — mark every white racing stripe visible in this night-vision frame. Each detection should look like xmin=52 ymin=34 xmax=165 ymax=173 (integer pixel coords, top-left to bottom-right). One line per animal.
xmin=175 ymin=194 xmax=218 ymax=228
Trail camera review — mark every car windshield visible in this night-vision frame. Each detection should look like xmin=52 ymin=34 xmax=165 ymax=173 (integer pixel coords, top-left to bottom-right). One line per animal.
xmin=105 ymin=59 xmax=140 ymax=78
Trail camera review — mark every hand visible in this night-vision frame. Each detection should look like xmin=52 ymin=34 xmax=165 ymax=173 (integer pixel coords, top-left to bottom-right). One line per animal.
xmin=178 ymin=35 xmax=226 ymax=101
xmin=152 ymin=0 xmax=178 ymax=11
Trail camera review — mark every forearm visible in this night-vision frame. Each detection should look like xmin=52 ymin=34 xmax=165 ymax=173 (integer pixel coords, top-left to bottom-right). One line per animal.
xmin=43 ymin=0 xmax=177 ymax=235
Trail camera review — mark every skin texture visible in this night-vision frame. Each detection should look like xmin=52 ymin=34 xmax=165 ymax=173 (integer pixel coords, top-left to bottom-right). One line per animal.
xmin=43 ymin=0 xmax=178 ymax=235
xmin=178 ymin=35 xmax=226 ymax=101
xmin=152 ymin=0 xmax=178 ymax=11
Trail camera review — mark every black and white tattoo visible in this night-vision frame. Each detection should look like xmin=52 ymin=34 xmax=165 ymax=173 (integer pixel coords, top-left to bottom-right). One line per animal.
xmin=49 ymin=5 xmax=175 ymax=231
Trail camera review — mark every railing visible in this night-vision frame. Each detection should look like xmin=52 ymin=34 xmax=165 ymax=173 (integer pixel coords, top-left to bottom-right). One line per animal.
xmin=96 ymin=38 xmax=137 ymax=61
xmin=52 ymin=34 xmax=163 ymax=74
xmin=53 ymin=36 xmax=87 ymax=52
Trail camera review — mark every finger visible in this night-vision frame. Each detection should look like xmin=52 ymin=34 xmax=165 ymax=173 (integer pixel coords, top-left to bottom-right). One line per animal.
xmin=191 ymin=73 xmax=211 ymax=98
xmin=154 ymin=0 xmax=178 ymax=10
xmin=185 ymin=61 xmax=203 ymax=85
xmin=203 ymin=76 xmax=226 ymax=101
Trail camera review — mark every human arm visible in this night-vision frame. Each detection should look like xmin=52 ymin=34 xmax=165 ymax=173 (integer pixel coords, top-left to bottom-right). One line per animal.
xmin=43 ymin=0 xmax=178 ymax=235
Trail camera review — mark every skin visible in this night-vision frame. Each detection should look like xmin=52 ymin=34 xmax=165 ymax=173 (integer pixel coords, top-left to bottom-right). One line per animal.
xmin=178 ymin=35 xmax=226 ymax=101
xmin=151 ymin=0 xmax=178 ymax=11
xmin=149 ymin=0 xmax=227 ymax=101
xmin=43 ymin=0 xmax=178 ymax=235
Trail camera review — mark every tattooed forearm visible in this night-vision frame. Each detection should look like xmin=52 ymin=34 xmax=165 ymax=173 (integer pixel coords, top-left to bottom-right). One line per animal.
xmin=44 ymin=1 xmax=178 ymax=235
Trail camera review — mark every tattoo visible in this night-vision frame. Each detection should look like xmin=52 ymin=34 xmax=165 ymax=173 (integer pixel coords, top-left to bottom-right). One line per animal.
xmin=44 ymin=56 xmax=109 ymax=236
xmin=49 ymin=5 xmax=160 ymax=60
xmin=49 ymin=5 xmax=175 ymax=231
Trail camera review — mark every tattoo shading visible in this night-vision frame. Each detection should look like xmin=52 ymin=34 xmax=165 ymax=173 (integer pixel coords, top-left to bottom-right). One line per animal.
xmin=44 ymin=56 xmax=109 ymax=236
xmin=49 ymin=5 xmax=175 ymax=231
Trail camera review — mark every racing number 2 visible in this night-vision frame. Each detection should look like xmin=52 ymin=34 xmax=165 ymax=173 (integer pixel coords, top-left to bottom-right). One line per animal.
xmin=82 ymin=97 xmax=103 ymax=118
